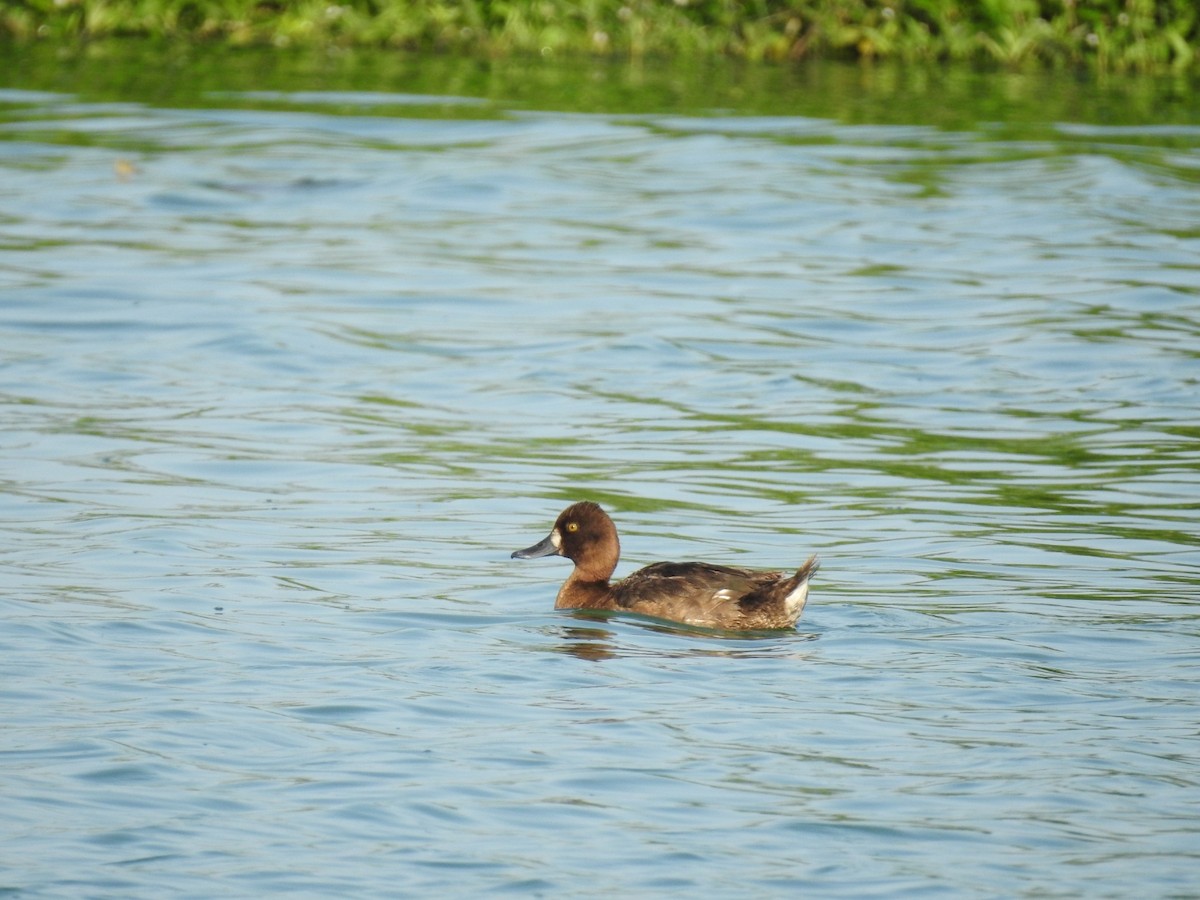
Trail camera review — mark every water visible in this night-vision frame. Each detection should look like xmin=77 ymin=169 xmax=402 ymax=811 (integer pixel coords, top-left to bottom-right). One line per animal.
xmin=1 ymin=45 xmax=1198 ymax=897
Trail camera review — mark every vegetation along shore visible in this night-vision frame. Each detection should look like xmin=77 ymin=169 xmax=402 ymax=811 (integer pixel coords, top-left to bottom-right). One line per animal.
xmin=2 ymin=1 xmax=1197 ymax=72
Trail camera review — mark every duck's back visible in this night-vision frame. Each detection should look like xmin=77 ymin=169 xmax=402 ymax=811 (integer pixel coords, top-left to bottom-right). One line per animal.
xmin=612 ymin=560 xmax=813 ymax=630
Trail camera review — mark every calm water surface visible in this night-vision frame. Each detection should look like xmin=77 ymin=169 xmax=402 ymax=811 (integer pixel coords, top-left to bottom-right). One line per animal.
xmin=1 ymin=46 xmax=1198 ymax=897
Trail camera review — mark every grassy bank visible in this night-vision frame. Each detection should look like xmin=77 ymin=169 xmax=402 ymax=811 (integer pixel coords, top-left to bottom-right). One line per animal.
xmin=2 ymin=0 xmax=1197 ymax=72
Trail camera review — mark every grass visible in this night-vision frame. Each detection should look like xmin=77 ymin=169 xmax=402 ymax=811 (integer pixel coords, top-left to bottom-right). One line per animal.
xmin=1 ymin=0 xmax=1197 ymax=73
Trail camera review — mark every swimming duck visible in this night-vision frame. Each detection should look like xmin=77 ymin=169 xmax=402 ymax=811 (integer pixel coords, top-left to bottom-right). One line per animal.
xmin=512 ymin=501 xmax=818 ymax=631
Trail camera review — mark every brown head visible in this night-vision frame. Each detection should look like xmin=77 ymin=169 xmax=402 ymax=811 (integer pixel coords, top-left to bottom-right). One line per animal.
xmin=511 ymin=501 xmax=621 ymax=582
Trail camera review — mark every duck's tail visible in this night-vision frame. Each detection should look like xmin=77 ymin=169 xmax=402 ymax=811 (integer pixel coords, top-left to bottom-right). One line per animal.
xmin=782 ymin=554 xmax=820 ymax=622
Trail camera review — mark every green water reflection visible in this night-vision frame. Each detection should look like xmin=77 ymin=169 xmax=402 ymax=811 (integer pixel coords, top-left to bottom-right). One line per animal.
xmin=4 ymin=39 xmax=1198 ymax=128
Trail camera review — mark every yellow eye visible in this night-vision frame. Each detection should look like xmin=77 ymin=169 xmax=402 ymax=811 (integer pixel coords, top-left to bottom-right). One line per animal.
xmin=566 ymin=522 xmax=579 ymax=532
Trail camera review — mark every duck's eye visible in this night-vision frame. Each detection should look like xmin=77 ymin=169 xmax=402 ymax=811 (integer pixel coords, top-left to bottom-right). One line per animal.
xmin=566 ymin=522 xmax=579 ymax=533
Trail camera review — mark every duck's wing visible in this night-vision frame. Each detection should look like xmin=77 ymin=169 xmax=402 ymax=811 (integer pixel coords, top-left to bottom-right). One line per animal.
xmin=611 ymin=562 xmax=779 ymax=622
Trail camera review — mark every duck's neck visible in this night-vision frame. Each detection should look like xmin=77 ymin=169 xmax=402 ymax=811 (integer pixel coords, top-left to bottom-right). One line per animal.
xmin=556 ymin=572 xmax=615 ymax=610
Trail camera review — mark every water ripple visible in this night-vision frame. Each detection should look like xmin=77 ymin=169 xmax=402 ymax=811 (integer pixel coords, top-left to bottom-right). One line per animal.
xmin=1 ymin=57 xmax=1198 ymax=898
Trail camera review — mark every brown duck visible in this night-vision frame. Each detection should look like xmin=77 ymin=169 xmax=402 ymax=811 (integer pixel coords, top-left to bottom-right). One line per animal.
xmin=512 ymin=501 xmax=818 ymax=631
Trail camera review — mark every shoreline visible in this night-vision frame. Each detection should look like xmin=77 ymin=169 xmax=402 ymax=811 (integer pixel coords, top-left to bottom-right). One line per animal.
xmin=3 ymin=1 xmax=1196 ymax=74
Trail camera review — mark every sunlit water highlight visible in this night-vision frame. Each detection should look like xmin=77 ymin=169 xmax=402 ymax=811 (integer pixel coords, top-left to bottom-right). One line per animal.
xmin=1 ymin=50 xmax=1198 ymax=897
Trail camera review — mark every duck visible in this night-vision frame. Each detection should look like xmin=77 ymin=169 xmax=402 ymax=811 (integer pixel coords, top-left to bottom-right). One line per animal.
xmin=512 ymin=501 xmax=818 ymax=631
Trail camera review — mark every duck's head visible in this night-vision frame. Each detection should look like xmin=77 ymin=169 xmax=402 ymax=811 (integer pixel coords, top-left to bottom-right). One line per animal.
xmin=511 ymin=501 xmax=620 ymax=581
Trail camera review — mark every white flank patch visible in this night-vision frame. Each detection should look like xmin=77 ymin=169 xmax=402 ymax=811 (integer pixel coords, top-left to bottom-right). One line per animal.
xmin=784 ymin=582 xmax=810 ymax=618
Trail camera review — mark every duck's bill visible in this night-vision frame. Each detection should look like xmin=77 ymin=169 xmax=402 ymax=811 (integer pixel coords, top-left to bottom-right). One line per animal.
xmin=511 ymin=532 xmax=559 ymax=559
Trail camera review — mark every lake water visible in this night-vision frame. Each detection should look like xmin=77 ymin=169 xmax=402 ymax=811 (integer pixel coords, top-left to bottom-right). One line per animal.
xmin=1 ymin=44 xmax=1198 ymax=897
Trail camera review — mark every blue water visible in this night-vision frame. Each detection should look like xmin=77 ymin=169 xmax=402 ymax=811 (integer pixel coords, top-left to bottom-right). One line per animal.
xmin=1 ymin=54 xmax=1198 ymax=897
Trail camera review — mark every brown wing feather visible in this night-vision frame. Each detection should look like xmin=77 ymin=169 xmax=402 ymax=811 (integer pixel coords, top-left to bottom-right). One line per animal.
xmin=611 ymin=562 xmax=780 ymax=619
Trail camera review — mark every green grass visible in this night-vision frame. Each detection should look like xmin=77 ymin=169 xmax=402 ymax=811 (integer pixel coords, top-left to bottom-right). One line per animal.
xmin=2 ymin=0 xmax=1197 ymax=72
